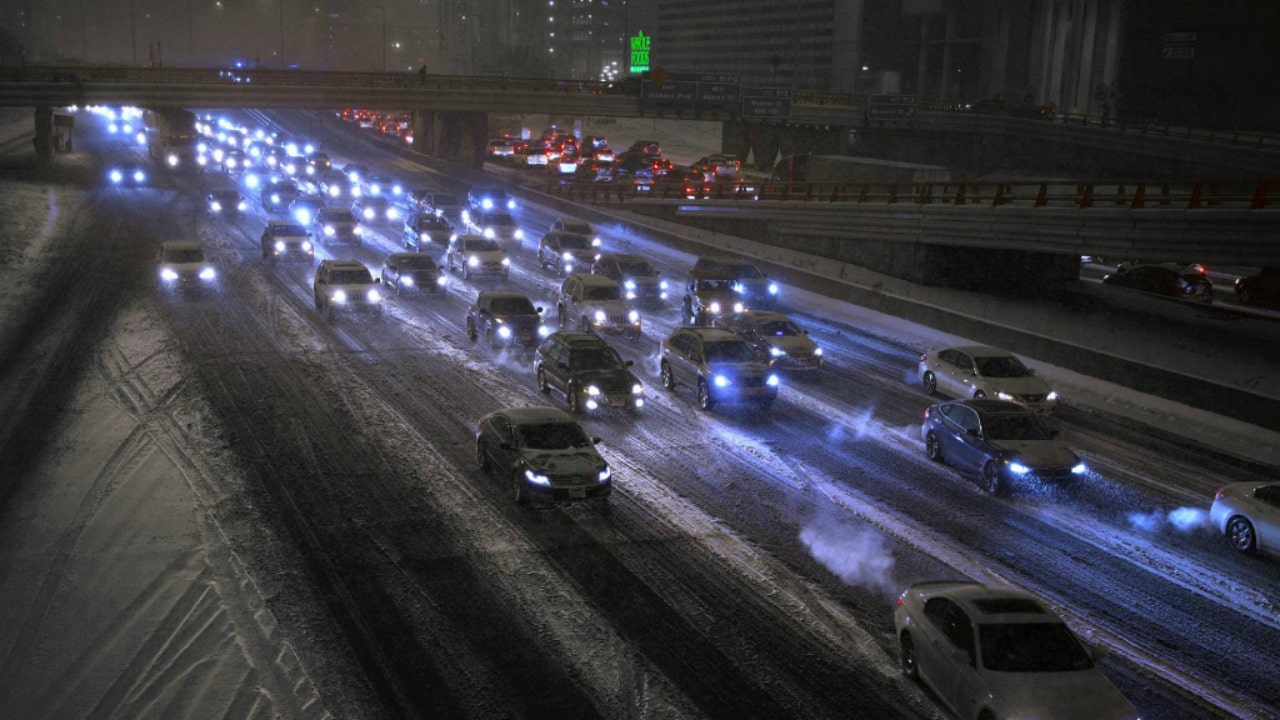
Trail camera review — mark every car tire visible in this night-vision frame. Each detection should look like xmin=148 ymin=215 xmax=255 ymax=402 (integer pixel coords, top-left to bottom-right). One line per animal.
xmin=981 ymin=461 xmax=1002 ymax=495
xmin=1227 ymin=516 xmax=1257 ymax=554
xmin=973 ymin=390 xmax=986 ymax=400
xmin=661 ymin=361 xmax=675 ymax=390
xmin=466 ymin=317 xmax=478 ymax=342
xmin=925 ymin=432 xmax=943 ymax=462
xmin=512 ymin=469 xmax=530 ymax=506
xmin=899 ymin=632 xmax=918 ymax=680
xmin=922 ymin=371 xmax=937 ymax=396
xmin=476 ymin=438 xmax=491 ymax=474
xmin=697 ymin=379 xmax=714 ymax=411
xmin=537 ymin=367 xmax=550 ymax=394
xmin=567 ymin=384 xmax=581 ymax=414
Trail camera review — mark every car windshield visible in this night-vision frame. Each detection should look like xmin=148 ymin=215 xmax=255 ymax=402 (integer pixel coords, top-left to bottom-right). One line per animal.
xmin=325 ymin=211 xmax=356 ymax=223
xmin=420 ymin=217 xmax=450 ymax=229
xmin=487 ymin=214 xmax=516 ymax=227
xmin=433 ymin=194 xmax=458 ymax=206
xmin=330 ymin=269 xmax=372 ymax=285
xmin=975 ymin=354 xmax=1031 ymax=378
xmin=559 ymin=234 xmax=591 ymax=250
xmin=618 ymin=259 xmax=655 ymax=276
xmin=564 ymin=221 xmax=592 ymax=235
xmin=490 ymin=297 xmax=536 ymax=315
xmin=271 ymin=224 xmax=307 ymax=236
xmin=978 ymin=622 xmax=1094 ymax=672
xmin=725 ymin=263 xmax=762 ymax=279
xmin=585 ymin=285 xmax=622 ymax=301
xmin=570 ymin=347 xmax=625 ymax=371
xmin=518 ymin=422 xmax=593 ymax=450
xmin=757 ymin=319 xmax=801 ymax=336
xmin=165 ymin=249 xmax=205 ymax=264
xmin=464 ymin=238 xmax=501 ymax=252
xmin=702 ymin=341 xmax=755 ymax=363
xmin=699 ymin=278 xmax=734 ymax=292
xmin=213 ymin=192 xmax=240 ymax=201
xmin=982 ymin=414 xmax=1055 ymax=441
xmin=399 ymin=256 xmax=436 ymax=270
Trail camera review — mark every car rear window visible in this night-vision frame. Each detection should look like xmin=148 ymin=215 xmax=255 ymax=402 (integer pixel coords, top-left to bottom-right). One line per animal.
xmin=518 ymin=422 xmax=592 ymax=450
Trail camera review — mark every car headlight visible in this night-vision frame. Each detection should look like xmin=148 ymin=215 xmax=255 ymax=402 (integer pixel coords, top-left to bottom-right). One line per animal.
xmin=302 ymin=241 xmax=313 ymax=251
xmin=537 ymin=325 xmax=551 ymax=337
xmin=766 ymin=374 xmax=780 ymax=387
xmin=768 ymin=282 xmax=779 ymax=295
xmin=468 ymin=256 xmax=479 ymax=267
xmin=370 ymin=185 xmax=380 ymax=194
xmin=713 ymin=375 xmax=731 ymax=388
xmin=814 ymin=347 xmax=823 ymax=357
xmin=562 ymin=251 xmax=574 ymax=261
xmin=1071 ymin=462 xmax=1088 ymax=475
xmin=708 ymin=302 xmax=721 ymax=314
xmin=586 ymin=385 xmax=601 ymax=396
xmin=436 ymin=275 xmax=447 ymax=286
xmin=996 ymin=391 xmax=1015 ymax=402
xmin=160 ymin=268 xmax=178 ymax=281
xmin=353 ymin=226 xmax=363 ymax=235
xmin=564 ymin=263 xmax=574 ymax=273
xmin=524 ymin=469 xmax=551 ymax=486
xmin=628 ymin=310 xmax=640 ymax=323
xmin=210 ymin=201 xmax=222 ymax=211
xmin=594 ymin=310 xmax=606 ymax=323
xmin=213 ymin=149 xmax=225 ymax=162
xmin=449 ymin=233 xmax=458 ymax=242
xmin=329 ymin=186 xmax=340 ymax=197
xmin=271 ymin=193 xmax=281 ymax=204
xmin=501 ymin=257 xmax=510 ymax=266
xmin=133 ymin=170 xmax=146 ymax=182
xmin=1046 ymin=391 xmax=1059 ymax=401
xmin=1008 ymin=461 xmax=1031 ymax=475
xmin=632 ymin=383 xmax=644 ymax=395
xmin=732 ymin=302 xmax=745 ymax=313
xmin=660 ymin=280 xmax=669 ymax=290
xmin=732 ymin=282 xmax=745 ymax=294
xmin=514 ymin=229 xmax=524 ymax=239
xmin=348 ymin=171 xmax=359 ymax=182
xmin=237 ymin=201 xmax=247 ymax=211
xmin=506 ymin=199 xmax=516 ymax=210
xmin=598 ymin=467 xmax=611 ymax=483
xmin=324 ymin=225 xmax=335 ymax=236
xmin=244 ymin=174 xmax=259 ymax=189
xmin=274 ymin=240 xmax=286 ymax=251
xmin=592 ymin=236 xmax=602 ymax=247
xmin=387 ymin=208 xmax=399 ymax=220
xmin=197 ymin=156 xmax=207 ymax=165
xmin=303 ymin=143 xmax=315 ymax=154
xmin=295 ymin=209 xmax=312 ymax=225
xmin=363 ymin=208 xmax=375 ymax=219
xmin=368 ymin=289 xmax=382 ymax=303
xmin=481 ymin=198 xmax=493 ymax=210
xmin=226 ymin=158 xmax=237 ymax=168
xmin=392 ymin=185 xmax=403 ymax=195
xmin=484 ymin=228 xmax=496 ymax=239
xmin=167 ymin=154 xmax=179 ymax=167
xmin=401 ymin=275 xmax=414 ymax=286
xmin=497 ymin=325 xmax=512 ymax=339
xmin=769 ymin=347 xmax=785 ymax=357
xmin=199 ymin=267 xmax=216 ymax=281
xmin=331 ymin=289 xmax=347 ymax=304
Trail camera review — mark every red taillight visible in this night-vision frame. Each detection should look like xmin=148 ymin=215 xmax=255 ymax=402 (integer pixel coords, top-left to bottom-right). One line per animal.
xmin=1215 ymin=487 xmax=1227 ymax=500
xmin=897 ymin=595 xmax=905 ymax=606
xmin=920 ymin=354 xmax=928 ymax=362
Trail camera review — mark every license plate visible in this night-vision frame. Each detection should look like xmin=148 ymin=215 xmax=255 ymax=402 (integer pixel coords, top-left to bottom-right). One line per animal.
xmin=567 ymin=488 xmax=585 ymax=499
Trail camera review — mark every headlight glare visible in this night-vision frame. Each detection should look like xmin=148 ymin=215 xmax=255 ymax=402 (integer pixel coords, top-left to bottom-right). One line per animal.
xmin=597 ymin=467 xmax=611 ymax=482
xmin=524 ymin=469 xmax=551 ymax=486
xmin=274 ymin=240 xmax=286 ymax=251
xmin=1071 ymin=462 xmax=1088 ymax=475
xmin=594 ymin=310 xmax=606 ymax=323
xmin=367 ymin=289 xmax=382 ymax=303
xmin=1046 ymin=391 xmax=1059 ymax=401
xmin=713 ymin=375 xmax=730 ymax=388
xmin=632 ymin=383 xmax=644 ymax=395
xmin=332 ymin=290 xmax=347 ymax=303
xmin=1008 ymin=462 xmax=1031 ymax=475
xmin=586 ymin=385 xmax=601 ymax=396
xmin=199 ymin=267 xmax=216 ymax=281
xmin=160 ymin=268 xmax=179 ymax=281
xmin=497 ymin=326 xmax=512 ymax=339
xmin=708 ymin=302 xmax=721 ymax=314
xmin=766 ymin=374 xmax=780 ymax=387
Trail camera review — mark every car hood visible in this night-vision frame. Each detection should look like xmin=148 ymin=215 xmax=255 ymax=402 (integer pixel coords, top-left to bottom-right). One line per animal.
xmin=520 ymin=447 xmax=604 ymax=475
xmin=466 ymin=250 xmax=507 ymax=262
xmin=493 ymin=314 xmax=542 ymax=329
xmin=705 ymin=360 xmax=769 ymax=377
xmin=979 ymin=374 xmax=1051 ymax=395
xmin=583 ymin=299 xmax=633 ymax=315
xmin=763 ymin=335 xmax=817 ymax=354
xmin=694 ymin=290 xmax=740 ymax=305
xmin=623 ymin=275 xmax=661 ymax=287
xmin=331 ymin=283 xmax=379 ymax=294
xmin=563 ymin=248 xmax=597 ymax=260
xmin=989 ymin=439 xmax=1078 ymax=467
xmin=987 ymin=669 xmax=1136 ymax=720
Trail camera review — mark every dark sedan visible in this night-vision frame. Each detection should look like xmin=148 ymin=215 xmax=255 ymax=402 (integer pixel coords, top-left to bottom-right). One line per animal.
xmin=475 ymin=406 xmax=611 ymax=508
xmin=921 ymin=399 xmax=1086 ymax=495
xmin=1102 ymin=264 xmax=1213 ymax=303
xmin=466 ymin=291 xmax=550 ymax=349
xmin=1235 ymin=267 xmax=1280 ymax=308
xmin=380 ymin=252 xmax=444 ymax=296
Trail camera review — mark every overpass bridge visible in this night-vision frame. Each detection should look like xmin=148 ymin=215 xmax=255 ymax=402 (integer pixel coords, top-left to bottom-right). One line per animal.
xmin=5 ymin=65 xmax=1280 ymax=177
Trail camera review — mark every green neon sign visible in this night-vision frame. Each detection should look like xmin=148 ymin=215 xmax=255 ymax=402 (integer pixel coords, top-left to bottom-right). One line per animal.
xmin=629 ymin=31 xmax=651 ymax=74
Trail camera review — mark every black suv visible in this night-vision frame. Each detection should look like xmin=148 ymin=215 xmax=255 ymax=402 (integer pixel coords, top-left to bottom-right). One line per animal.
xmin=682 ymin=268 xmax=744 ymax=326
xmin=691 ymin=256 xmax=779 ymax=310
xmin=535 ymin=332 xmax=645 ymax=415
xmin=466 ymin=291 xmax=549 ymax=348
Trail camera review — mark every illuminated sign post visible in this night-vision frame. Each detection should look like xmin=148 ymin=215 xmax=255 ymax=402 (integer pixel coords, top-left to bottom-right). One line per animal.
xmin=629 ymin=31 xmax=651 ymax=74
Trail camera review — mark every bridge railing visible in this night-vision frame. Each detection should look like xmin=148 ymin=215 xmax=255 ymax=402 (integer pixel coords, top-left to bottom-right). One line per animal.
xmin=545 ymin=178 xmax=1280 ymax=210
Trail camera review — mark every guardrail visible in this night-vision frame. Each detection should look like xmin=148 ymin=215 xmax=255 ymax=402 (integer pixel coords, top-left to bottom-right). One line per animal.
xmin=545 ymin=178 xmax=1280 ymax=210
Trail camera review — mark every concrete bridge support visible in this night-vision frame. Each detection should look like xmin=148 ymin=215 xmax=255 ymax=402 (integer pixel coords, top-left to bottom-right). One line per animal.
xmin=410 ymin=109 xmax=489 ymax=168
xmin=722 ymin=121 xmax=849 ymax=172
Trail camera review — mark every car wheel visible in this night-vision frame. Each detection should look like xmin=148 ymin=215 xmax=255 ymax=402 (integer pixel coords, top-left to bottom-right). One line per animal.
xmin=922 ymin=371 xmax=937 ymax=396
xmin=476 ymin=438 xmax=491 ymax=474
xmin=466 ymin=317 xmax=478 ymax=342
xmin=925 ymin=432 xmax=943 ymax=462
xmin=537 ymin=367 xmax=550 ymax=394
xmin=697 ymin=379 xmax=714 ymax=411
xmin=981 ymin=461 xmax=1002 ymax=495
xmin=1227 ymin=516 xmax=1257 ymax=554
xmin=567 ymin=384 xmax=581 ymax=414
xmin=661 ymin=361 xmax=675 ymax=390
xmin=899 ymin=632 xmax=918 ymax=680
xmin=973 ymin=390 xmax=986 ymax=400
xmin=512 ymin=469 xmax=530 ymax=506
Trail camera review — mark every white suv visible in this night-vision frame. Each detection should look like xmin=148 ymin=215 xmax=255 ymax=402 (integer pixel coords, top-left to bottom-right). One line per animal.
xmin=556 ymin=273 xmax=641 ymax=340
xmin=313 ymin=259 xmax=384 ymax=321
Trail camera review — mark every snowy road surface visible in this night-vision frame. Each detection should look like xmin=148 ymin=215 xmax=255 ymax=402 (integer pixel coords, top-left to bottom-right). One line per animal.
xmin=0 ymin=108 xmax=1276 ymax=719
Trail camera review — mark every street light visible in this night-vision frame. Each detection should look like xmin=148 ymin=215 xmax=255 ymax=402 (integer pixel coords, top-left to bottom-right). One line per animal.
xmin=374 ymin=5 xmax=386 ymax=72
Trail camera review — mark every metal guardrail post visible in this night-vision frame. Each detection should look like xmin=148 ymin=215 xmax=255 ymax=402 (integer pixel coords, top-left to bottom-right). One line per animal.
xmin=1078 ymin=184 xmax=1094 ymax=208
xmin=1131 ymin=182 xmax=1147 ymax=208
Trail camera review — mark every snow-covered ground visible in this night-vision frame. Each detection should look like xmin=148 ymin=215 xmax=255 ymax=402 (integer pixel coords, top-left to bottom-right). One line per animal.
xmin=2 ymin=108 xmax=1276 ymax=719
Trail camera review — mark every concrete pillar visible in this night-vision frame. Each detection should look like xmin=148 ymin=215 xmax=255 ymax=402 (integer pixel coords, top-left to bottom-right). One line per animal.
xmin=829 ymin=0 xmax=865 ymax=94
xmin=411 ymin=109 xmax=435 ymax=155
xmin=1047 ymin=1 xmax=1070 ymax=107
xmin=983 ymin=0 xmax=1012 ymax=99
xmin=33 ymin=106 xmax=53 ymax=159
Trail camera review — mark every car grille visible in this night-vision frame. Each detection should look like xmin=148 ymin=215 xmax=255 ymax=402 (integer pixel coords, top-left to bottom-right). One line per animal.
xmin=1019 ymin=393 xmax=1047 ymax=403
xmin=549 ymin=475 xmax=592 ymax=487
xmin=1031 ymin=466 xmax=1074 ymax=482
xmin=778 ymin=353 xmax=820 ymax=368
xmin=739 ymin=375 xmax=766 ymax=388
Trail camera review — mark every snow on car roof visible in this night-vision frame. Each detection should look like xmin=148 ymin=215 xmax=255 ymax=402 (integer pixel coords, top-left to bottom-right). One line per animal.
xmin=492 ymin=406 xmax=576 ymax=425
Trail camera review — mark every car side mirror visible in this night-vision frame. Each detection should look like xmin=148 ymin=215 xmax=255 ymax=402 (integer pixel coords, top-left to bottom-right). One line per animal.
xmin=690 ymin=354 xmax=703 ymax=364
xmin=1088 ymin=645 xmax=1109 ymax=662
xmin=966 ymin=427 xmax=979 ymax=437
xmin=592 ymin=437 xmax=602 ymax=445
xmin=950 ymin=648 xmax=973 ymax=666
xmin=536 ymin=307 xmax=544 ymax=314
xmin=624 ymin=360 xmax=634 ymax=367
xmin=479 ymin=308 xmax=490 ymax=316
xmin=374 ymin=278 xmax=381 ymax=284
xmin=498 ymin=442 xmax=513 ymax=451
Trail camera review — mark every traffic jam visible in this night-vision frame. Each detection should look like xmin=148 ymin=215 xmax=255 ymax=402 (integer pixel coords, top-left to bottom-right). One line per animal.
xmin=80 ymin=101 xmax=1280 ymax=720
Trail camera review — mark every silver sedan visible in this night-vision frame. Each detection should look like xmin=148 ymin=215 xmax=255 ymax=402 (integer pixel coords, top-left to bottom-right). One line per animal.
xmin=1210 ymin=481 xmax=1280 ymax=557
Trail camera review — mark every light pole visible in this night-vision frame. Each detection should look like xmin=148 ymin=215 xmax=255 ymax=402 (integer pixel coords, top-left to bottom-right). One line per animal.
xmin=374 ymin=5 xmax=386 ymax=71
